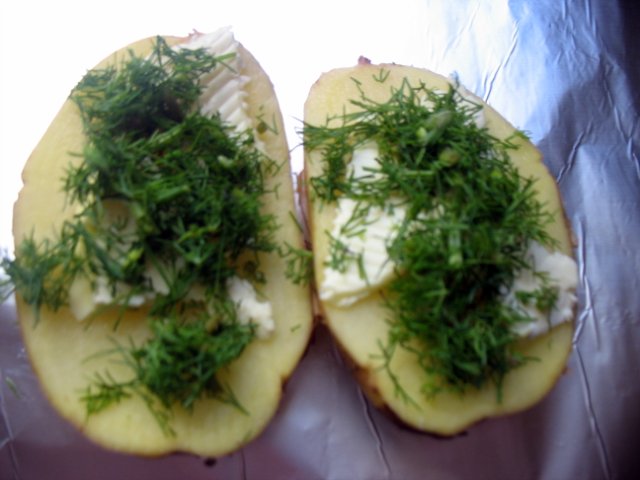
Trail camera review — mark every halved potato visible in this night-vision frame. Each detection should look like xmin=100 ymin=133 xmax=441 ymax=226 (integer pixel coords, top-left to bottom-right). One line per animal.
xmin=304 ymin=63 xmax=575 ymax=435
xmin=12 ymin=34 xmax=312 ymax=456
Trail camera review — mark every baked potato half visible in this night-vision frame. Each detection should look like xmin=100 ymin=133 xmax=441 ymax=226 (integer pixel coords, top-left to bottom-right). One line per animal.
xmin=9 ymin=31 xmax=312 ymax=456
xmin=303 ymin=62 xmax=576 ymax=435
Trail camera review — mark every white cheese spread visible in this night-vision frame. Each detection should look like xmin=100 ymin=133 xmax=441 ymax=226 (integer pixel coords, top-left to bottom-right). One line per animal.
xmin=319 ymin=142 xmax=406 ymax=306
xmin=180 ymin=27 xmax=253 ymax=133
xmin=502 ymin=241 xmax=578 ymax=337
xmin=226 ymin=276 xmax=274 ymax=339
xmin=319 ymin=197 xmax=406 ymax=307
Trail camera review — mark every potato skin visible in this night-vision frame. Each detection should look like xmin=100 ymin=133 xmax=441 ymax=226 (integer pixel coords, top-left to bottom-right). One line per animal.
xmin=13 ymin=34 xmax=313 ymax=457
xmin=304 ymin=62 xmax=575 ymax=436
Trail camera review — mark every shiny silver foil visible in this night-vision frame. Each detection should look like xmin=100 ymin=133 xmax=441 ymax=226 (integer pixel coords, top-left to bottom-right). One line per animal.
xmin=1 ymin=1 xmax=638 ymax=478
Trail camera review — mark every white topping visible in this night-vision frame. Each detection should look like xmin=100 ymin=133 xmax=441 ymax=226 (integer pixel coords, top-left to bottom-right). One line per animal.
xmin=320 ymin=143 xmax=405 ymax=306
xmin=93 ymin=277 xmax=146 ymax=307
xmin=453 ymin=83 xmax=486 ymax=128
xmin=69 ymin=276 xmax=147 ymax=321
xmin=349 ymin=141 xmax=381 ymax=181
xmin=180 ymin=27 xmax=254 ymax=135
xmin=69 ymin=199 xmax=147 ymax=321
xmin=226 ymin=276 xmax=274 ymax=339
xmin=320 ymin=198 xmax=405 ymax=306
xmin=503 ymin=241 xmax=578 ymax=337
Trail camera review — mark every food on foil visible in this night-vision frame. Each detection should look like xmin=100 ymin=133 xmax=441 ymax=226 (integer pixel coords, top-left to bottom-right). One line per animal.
xmin=2 ymin=28 xmax=312 ymax=456
xmin=303 ymin=61 xmax=577 ymax=435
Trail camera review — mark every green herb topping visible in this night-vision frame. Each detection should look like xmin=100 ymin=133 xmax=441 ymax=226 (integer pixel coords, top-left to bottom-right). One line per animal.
xmin=2 ymin=37 xmax=284 ymax=432
xmin=304 ymin=73 xmax=557 ymax=398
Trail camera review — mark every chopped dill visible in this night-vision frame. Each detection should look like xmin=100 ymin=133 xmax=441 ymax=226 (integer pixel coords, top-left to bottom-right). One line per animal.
xmin=81 ymin=314 xmax=254 ymax=436
xmin=304 ymin=74 xmax=558 ymax=398
xmin=280 ymin=242 xmax=314 ymax=286
xmin=2 ymin=37 xmax=286 ymax=433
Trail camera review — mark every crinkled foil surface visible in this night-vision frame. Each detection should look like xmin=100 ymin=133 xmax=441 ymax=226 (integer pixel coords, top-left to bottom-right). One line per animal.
xmin=1 ymin=1 xmax=638 ymax=479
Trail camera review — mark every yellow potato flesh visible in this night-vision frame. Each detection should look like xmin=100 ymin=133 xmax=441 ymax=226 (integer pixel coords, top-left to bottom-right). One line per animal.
xmin=13 ymin=36 xmax=312 ymax=456
xmin=304 ymin=64 xmax=574 ymax=435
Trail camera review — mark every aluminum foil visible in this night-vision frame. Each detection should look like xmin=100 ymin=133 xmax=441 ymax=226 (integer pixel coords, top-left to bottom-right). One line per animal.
xmin=1 ymin=1 xmax=639 ymax=478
